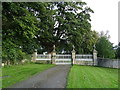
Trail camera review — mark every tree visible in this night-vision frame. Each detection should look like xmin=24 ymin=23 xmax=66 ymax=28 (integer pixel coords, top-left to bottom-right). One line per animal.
xmin=2 ymin=2 xmax=98 ymax=64
xmin=96 ymin=31 xmax=115 ymax=59
xmin=36 ymin=2 xmax=97 ymax=54
xmin=2 ymin=2 xmax=42 ymax=53
xmin=2 ymin=2 xmax=43 ymax=64
xmin=116 ymin=42 xmax=120 ymax=59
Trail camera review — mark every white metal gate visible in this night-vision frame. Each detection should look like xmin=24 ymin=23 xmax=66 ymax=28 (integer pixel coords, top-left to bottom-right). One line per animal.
xmin=36 ymin=54 xmax=51 ymax=61
xmin=55 ymin=54 xmax=72 ymax=65
xmin=36 ymin=54 xmax=93 ymax=65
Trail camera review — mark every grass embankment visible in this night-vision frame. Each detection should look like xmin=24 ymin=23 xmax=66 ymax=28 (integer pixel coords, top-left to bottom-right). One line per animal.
xmin=2 ymin=63 xmax=55 ymax=88
xmin=67 ymin=65 xmax=118 ymax=88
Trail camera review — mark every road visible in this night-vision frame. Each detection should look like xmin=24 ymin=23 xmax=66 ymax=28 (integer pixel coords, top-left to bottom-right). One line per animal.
xmin=8 ymin=65 xmax=71 ymax=88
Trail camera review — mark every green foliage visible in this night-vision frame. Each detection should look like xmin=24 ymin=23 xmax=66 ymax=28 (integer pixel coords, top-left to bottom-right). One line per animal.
xmin=116 ymin=42 xmax=120 ymax=59
xmin=2 ymin=2 xmax=99 ymax=64
xmin=96 ymin=36 xmax=115 ymax=59
xmin=2 ymin=2 xmax=41 ymax=63
xmin=36 ymin=2 xmax=97 ymax=54
xmin=2 ymin=2 xmax=40 ymax=54
xmin=2 ymin=41 xmax=27 ymax=64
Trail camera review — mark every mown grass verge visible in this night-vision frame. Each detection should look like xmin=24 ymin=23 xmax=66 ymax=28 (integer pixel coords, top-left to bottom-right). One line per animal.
xmin=67 ymin=65 xmax=118 ymax=88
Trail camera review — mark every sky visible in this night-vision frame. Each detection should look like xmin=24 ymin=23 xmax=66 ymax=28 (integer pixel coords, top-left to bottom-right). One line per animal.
xmin=83 ymin=0 xmax=119 ymax=46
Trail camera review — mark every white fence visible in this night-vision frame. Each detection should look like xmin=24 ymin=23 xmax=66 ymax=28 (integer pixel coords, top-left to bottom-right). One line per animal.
xmin=55 ymin=54 xmax=71 ymax=64
xmin=36 ymin=54 xmax=51 ymax=60
xmin=36 ymin=54 xmax=93 ymax=65
xmin=75 ymin=54 xmax=93 ymax=61
xmin=33 ymin=47 xmax=97 ymax=65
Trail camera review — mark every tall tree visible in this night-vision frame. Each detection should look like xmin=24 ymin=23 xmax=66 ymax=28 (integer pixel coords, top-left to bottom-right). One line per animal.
xmin=2 ymin=2 xmax=41 ymax=53
xmin=2 ymin=2 xmax=44 ymax=63
xmin=96 ymin=31 xmax=115 ymax=59
xmin=36 ymin=2 xmax=97 ymax=54
xmin=2 ymin=2 xmax=98 ymax=64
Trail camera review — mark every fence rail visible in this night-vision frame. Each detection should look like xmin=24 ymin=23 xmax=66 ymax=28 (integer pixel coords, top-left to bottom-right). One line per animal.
xmin=75 ymin=59 xmax=93 ymax=61
xmin=75 ymin=54 xmax=93 ymax=61
xmin=56 ymin=54 xmax=71 ymax=60
xmin=36 ymin=54 xmax=51 ymax=60
xmin=55 ymin=54 xmax=71 ymax=64
xmin=33 ymin=47 xmax=97 ymax=65
xmin=36 ymin=54 xmax=94 ymax=64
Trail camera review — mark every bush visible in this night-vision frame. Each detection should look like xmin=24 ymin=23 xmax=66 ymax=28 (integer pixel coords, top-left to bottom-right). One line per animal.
xmin=96 ymin=36 xmax=115 ymax=59
xmin=2 ymin=47 xmax=32 ymax=65
xmin=35 ymin=60 xmax=51 ymax=64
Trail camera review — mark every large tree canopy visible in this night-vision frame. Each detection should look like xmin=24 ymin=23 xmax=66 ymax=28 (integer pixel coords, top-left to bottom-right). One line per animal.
xmin=2 ymin=2 xmax=99 ymax=64
xmin=36 ymin=2 xmax=97 ymax=54
xmin=2 ymin=2 xmax=42 ymax=63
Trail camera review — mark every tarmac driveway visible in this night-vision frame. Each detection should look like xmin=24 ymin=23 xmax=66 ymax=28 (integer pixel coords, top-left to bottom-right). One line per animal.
xmin=8 ymin=65 xmax=71 ymax=88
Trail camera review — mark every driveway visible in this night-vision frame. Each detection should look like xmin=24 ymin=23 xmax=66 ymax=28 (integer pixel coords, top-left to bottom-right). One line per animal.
xmin=8 ymin=65 xmax=71 ymax=88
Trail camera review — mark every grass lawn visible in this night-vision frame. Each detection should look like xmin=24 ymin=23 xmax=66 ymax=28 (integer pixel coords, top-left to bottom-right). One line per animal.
xmin=2 ymin=63 xmax=55 ymax=88
xmin=67 ymin=65 xmax=118 ymax=88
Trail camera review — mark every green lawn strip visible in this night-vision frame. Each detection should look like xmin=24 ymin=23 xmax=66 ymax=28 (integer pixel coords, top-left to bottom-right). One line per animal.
xmin=94 ymin=67 xmax=118 ymax=88
xmin=84 ymin=66 xmax=113 ymax=88
xmin=80 ymin=66 xmax=97 ymax=88
xmin=67 ymin=65 xmax=118 ymax=88
xmin=83 ymin=66 xmax=109 ymax=88
xmin=2 ymin=63 xmax=55 ymax=88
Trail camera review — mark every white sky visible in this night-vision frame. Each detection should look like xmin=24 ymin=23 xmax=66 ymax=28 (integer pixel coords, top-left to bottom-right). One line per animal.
xmin=83 ymin=0 xmax=119 ymax=46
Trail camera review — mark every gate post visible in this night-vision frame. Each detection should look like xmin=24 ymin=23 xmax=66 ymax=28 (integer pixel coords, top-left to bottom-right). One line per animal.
xmin=71 ymin=45 xmax=76 ymax=65
xmin=93 ymin=45 xmax=98 ymax=66
xmin=32 ymin=49 xmax=37 ymax=62
xmin=51 ymin=45 xmax=56 ymax=64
